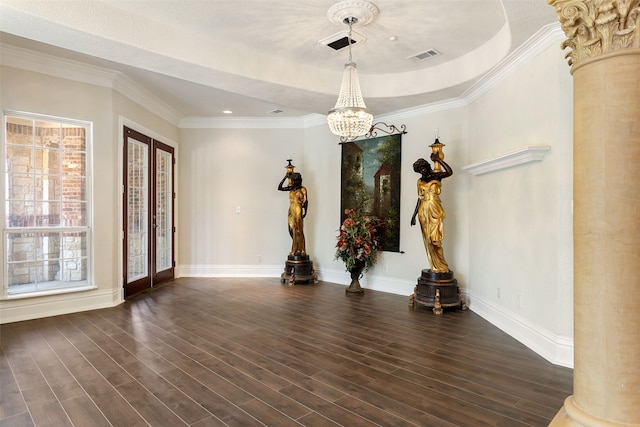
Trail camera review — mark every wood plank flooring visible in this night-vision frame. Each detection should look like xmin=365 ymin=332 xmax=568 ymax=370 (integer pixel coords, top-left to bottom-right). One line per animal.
xmin=0 ymin=277 xmax=573 ymax=426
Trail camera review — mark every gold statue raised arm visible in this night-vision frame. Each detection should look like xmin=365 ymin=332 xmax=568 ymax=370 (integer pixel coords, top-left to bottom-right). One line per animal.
xmin=278 ymin=165 xmax=308 ymax=256
xmin=410 ymin=153 xmax=453 ymax=273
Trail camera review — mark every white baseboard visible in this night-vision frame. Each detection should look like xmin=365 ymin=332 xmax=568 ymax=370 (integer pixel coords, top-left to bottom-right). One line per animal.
xmin=176 ymin=264 xmax=416 ymax=295
xmin=11 ymin=264 xmax=568 ymax=368
xmin=467 ymin=290 xmax=574 ymax=368
xmin=177 ymin=265 xmax=572 ymax=367
xmin=0 ymin=288 xmax=121 ymax=324
xmin=176 ymin=264 xmax=284 ymax=278
xmin=316 ymin=267 xmax=416 ymax=296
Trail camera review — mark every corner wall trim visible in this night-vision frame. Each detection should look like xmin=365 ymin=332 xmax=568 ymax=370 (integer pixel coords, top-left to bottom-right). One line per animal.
xmin=462 ymin=145 xmax=551 ymax=176
xmin=467 ymin=290 xmax=574 ymax=368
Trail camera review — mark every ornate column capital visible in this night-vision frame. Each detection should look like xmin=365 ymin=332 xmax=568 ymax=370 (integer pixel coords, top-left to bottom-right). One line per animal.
xmin=548 ymin=0 xmax=640 ymax=67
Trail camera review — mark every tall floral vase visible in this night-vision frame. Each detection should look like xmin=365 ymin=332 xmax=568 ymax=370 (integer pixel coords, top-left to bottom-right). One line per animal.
xmin=346 ymin=261 xmax=365 ymax=294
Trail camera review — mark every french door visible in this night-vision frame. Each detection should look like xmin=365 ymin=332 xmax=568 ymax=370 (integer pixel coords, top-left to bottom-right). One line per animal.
xmin=123 ymin=126 xmax=174 ymax=298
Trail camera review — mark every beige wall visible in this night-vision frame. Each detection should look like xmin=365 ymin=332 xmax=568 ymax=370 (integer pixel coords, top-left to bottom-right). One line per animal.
xmin=0 ymin=66 xmax=178 ymax=322
xmin=0 ymin=42 xmax=575 ymax=367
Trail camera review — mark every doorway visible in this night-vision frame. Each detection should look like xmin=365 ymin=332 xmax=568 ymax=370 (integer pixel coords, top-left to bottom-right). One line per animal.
xmin=123 ymin=126 xmax=175 ymax=298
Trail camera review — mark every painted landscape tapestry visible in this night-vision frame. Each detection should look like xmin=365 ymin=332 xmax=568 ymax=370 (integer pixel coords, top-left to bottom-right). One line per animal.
xmin=340 ymin=133 xmax=402 ymax=252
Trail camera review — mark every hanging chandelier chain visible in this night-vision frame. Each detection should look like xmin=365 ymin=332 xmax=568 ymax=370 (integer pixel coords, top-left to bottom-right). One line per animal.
xmin=327 ymin=10 xmax=373 ymax=140
xmin=345 ymin=17 xmax=356 ymax=63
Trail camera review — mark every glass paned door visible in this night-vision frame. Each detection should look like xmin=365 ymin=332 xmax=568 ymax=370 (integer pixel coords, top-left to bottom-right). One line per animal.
xmin=123 ymin=127 xmax=174 ymax=298
xmin=153 ymin=140 xmax=174 ymax=284
xmin=127 ymin=137 xmax=149 ymax=284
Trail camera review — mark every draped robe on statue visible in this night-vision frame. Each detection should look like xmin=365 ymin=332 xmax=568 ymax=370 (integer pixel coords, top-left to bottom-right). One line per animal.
xmin=416 ymin=179 xmax=449 ymax=273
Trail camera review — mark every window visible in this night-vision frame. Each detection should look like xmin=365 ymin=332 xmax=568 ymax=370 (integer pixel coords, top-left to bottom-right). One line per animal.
xmin=3 ymin=111 xmax=92 ymax=297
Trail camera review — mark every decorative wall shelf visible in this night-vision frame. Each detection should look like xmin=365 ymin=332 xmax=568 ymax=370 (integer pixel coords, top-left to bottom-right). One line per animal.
xmin=462 ymin=145 xmax=551 ymax=176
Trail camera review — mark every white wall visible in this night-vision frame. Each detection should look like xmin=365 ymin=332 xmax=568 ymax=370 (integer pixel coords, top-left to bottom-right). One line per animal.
xmin=176 ymin=127 xmax=306 ymax=276
xmin=180 ymin=43 xmax=573 ymax=367
xmin=464 ymin=44 xmax=574 ymax=366
xmin=302 ymin=111 xmax=470 ymax=297
xmin=177 ymin=113 xmax=470 ymax=296
xmin=305 ymin=44 xmax=574 ymax=367
xmin=0 ymin=39 xmax=575 ymax=367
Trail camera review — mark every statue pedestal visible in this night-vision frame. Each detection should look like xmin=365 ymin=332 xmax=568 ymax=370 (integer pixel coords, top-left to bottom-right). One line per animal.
xmin=280 ymin=255 xmax=317 ymax=286
xmin=409 ymin=269 xmax=467 ymax=315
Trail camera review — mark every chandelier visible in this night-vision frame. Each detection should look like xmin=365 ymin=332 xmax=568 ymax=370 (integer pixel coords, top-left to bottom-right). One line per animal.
xmin=326 ymin=1 xmax=378 ymax=141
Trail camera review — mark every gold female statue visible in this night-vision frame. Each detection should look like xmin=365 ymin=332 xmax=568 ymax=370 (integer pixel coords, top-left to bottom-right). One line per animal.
xmin=278 ymin=170 xmax=307 ymax=256
xmin=410 ymin=153 xmax=453 ymax=273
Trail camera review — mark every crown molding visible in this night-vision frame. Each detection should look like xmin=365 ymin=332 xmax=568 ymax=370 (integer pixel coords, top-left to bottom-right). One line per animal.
xmin=312 ymin=23 xmax=565 ymax=128
xmin=111 ymin=75 xmax=182 ymax=126
xmin=0 ymin=43 xmax=117 ymax=87
xmin=0 ymin=43 xmax=182 ymax=126
xmin=374 ymin=98 xmax=469 ymax=123
xmin=462 ymin=23 xmax=565 ymax=104
xmin=179 ymin=114 xmax=322 ymax=129
xmin=1 ymin=22 xmax=564 ymax=130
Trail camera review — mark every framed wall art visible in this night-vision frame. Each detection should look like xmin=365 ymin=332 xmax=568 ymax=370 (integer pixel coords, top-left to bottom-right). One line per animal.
xmin=340 ymin=125 xmax=405 ymax=252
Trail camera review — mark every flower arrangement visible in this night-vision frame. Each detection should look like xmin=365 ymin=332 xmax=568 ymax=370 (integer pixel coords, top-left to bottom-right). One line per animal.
xmin=335 ymin=208 xmax=384 ymax=272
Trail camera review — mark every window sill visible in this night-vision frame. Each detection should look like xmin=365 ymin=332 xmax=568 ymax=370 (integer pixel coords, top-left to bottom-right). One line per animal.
xmin=2 ymin=284 xmax=97 ymax=300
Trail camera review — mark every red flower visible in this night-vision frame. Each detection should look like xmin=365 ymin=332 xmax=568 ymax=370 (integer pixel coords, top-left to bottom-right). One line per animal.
xmin=335 ymin=208 xmax=384 ymax=272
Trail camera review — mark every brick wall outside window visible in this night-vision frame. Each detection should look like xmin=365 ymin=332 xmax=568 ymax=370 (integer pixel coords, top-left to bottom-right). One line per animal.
xmin=3 ymin=114 xmax=90 ymax=295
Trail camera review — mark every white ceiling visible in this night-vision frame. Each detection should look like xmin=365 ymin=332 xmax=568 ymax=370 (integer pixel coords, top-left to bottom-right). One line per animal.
xmin=0 ymin=0 xmax=560 ymax=119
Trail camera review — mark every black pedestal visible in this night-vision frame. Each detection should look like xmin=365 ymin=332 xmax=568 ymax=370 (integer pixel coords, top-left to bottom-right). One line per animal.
xmin=345 ymin=264 xmax=365 ymax=294
xmin=280 ymin=255 xmax=317 ymax=286
xmin=409 ymin=269 xmax=467 ymax=314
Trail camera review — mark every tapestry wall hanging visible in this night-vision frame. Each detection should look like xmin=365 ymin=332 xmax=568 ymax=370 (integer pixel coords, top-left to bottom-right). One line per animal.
xmin=340 ymin=132 xmax=402 ymax=252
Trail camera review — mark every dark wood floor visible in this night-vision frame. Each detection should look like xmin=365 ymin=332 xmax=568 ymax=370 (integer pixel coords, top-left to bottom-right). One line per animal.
xmin=1 ymin=277 xmax=572 ymax=427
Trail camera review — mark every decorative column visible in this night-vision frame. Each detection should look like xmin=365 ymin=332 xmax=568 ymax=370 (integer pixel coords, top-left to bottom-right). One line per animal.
xmin=548 ymin=1 xmax=640 ymax=426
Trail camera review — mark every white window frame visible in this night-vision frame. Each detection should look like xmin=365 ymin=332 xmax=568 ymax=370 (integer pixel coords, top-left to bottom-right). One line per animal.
xmin=2 ymin=110 xmax=94 ymax=299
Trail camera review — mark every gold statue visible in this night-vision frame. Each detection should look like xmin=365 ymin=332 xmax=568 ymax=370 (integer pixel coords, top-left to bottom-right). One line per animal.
xmin=410 ymin=151 xmax=453 ymax=273
xmin=278 ymin=161 xmax=308 ymax=256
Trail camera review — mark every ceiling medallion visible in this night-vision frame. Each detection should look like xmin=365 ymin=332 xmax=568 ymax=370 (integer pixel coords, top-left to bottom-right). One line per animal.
xmin=327 ymin=0 xmax=379 ymax=27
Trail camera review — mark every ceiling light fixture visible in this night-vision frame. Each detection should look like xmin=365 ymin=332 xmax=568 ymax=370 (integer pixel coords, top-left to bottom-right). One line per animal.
xmin=326 ymin=0 xmax=378 ymax=141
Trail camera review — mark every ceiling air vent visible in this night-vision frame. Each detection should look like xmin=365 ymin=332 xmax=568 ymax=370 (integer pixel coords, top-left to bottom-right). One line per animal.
xmin=407 ymin=48 xmax=441 ymax=61
xmin=319 ymin=30 xmax=366 ymax=51
xmin=327 ymin=36 xmax=357 ymax=51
